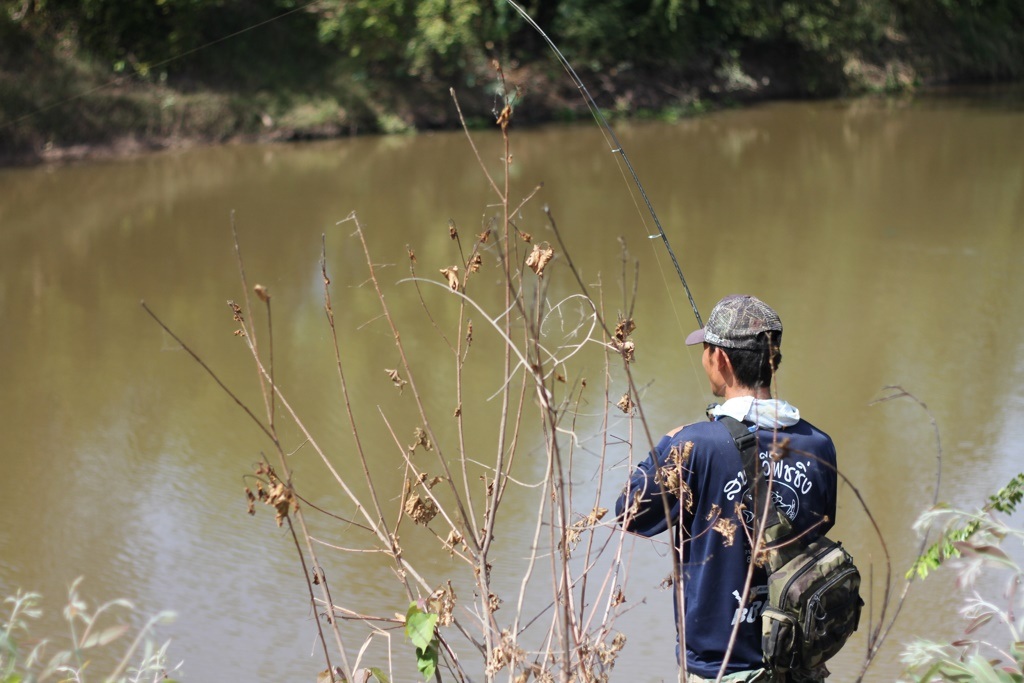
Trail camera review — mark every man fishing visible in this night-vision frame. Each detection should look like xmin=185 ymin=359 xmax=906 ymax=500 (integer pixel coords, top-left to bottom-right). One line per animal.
xmin=616 ymin=294 xmax=839 ymax=682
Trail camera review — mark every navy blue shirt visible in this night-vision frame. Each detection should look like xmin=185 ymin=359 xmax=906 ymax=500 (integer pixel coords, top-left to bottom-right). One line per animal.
xmin=615 ymin=417 xmax=837 ymax=678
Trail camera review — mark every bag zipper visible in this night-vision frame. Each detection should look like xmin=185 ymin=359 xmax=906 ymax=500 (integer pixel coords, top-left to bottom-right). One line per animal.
xmin=777 ymin=541 xmax=841 ymax=611
xmin=803 ymin=565 xmax=860 ymax=638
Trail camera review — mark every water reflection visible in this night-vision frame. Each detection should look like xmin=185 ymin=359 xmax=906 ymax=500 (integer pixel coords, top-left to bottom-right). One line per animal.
xmin=1 ymin=92 xmax=1022 ymax=681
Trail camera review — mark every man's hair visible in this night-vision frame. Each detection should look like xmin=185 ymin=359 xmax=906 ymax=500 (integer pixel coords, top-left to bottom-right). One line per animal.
xmin=712 ymin=330 xmax=782 ymax=389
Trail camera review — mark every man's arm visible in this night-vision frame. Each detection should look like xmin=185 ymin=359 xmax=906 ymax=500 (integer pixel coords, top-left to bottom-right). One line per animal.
xmin=615 ymin=433 xmax=685 ymax=537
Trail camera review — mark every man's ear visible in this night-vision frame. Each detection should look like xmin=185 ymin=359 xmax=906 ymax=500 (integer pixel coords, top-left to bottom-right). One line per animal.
xmin=712 ymin=346 xmax=734 ymax=379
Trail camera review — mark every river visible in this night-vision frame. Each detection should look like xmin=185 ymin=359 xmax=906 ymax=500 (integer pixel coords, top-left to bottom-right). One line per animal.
xmin=1 ymin=87 xmax=1023 ymax=682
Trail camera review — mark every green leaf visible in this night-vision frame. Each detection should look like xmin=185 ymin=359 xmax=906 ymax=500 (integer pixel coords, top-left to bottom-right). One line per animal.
xmin=366 ymin=667 xmax=391 ymax=683
xmin=964 ymin=612 xmax=994 ymax=634
xmin=405 ymin=603 xmax=438 ymax=681
xmin=416 ymin=644 xmax=437 ymax=680
xmin=963 ymin=653 xmax=1022 ymax=682
xmin=404 ymin=604 xmax=438 ymax=652
xmin=80 ymin=624 xmax=129 ymax=649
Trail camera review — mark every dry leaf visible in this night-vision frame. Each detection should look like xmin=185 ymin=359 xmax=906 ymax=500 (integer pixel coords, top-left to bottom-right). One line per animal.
xmin=254 ymin=284 xmax=270 ymax=303
xmin=565 ymin=506 xmax=609 ymax=552
xmin=468 ymin=253 xmax=483 ymax=273
xmin=267 ymin=481 xmax=295 ymax=527
xmin=408 ymin=247 xmax=416 ymax=263
xmin=448 ymin=218 xmax=458 ymax=240
xmin=597 ymin=633 xmax=627 ymax=666
xmin=404 ymin=494 xmax=438 ymax=526
xmin=614 ymin=339 xmax=636 ymax=363
xmin=228 ymin=300 xmax=244 ymax=323
xmin=485 ymin=629 xmax=522 ymax=676
xmin=655 ymin=441 xmax=694 ymax=512
xmin=428 ymin=582 xmax=457 ymax=626
xmin=525 ymin=244 xmax=554 ymax=277
xmin=445 ymin=529 xmax=464 ymax=552
xmin=440 ymin=266 xmax=460 ymax=291
xmin=408 ymin=427 xmax=432 ymax=453
xmin=496 ymin=103 xmax=512 ymax=128
xmin=317 ymin=667 xmax=345 ymax=683
xmin=712 ymin=516 xmax=737 ymax=547
xmin=520 ymin=231 xmax=532 ymax=243
xmin=477 ymin=230 xmax=490 ymax=244
xmin=616 ymin=392 xmax=633 ymax=414
xmin=385 ymin=368 xmax=407 ymax=393
xmin=614 ymin=318 xmax=636 ymax=342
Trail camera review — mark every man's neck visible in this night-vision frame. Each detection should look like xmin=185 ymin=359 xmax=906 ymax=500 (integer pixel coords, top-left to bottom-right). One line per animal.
xmin=723 ymin=385 xmax=772 ymax=401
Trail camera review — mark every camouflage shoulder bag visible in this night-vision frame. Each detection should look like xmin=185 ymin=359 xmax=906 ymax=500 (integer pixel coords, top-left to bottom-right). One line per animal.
xmin=720 ymin=416 xmax=863 ymax=676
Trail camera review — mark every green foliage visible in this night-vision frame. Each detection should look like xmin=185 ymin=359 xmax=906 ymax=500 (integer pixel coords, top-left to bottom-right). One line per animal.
xmin=404 ymin=602 xmax=439 ymax=681
xmin=902 ymin=643 xmax=1024 ymax=683
xmin=0 ymin=579 xmax=179 ymax=683
xmin=2 ymin=0 xmax=332 ymax=88
xmin=1 ymin=0 xmax=1022 ymax=153
xmin=314 ymin=0 xmax=487 ymax=80
xmin=6 ymin=0 xmax=1020 ymax=92
xmin=908 ymin=473 xmax=1024 ymax=579
xmin=894 ymin=0 xmax=1024 ymax=79
xmin=901 ymin=474 xmax=1024 ymax=681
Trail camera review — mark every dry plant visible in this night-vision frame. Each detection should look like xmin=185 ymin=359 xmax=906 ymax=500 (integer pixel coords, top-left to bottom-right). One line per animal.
xmin=140 ymin=66 xmax=652 ymax=683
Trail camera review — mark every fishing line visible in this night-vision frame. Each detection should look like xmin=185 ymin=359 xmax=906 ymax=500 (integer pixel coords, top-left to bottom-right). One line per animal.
xmin=1 ymin=0 xmax=325 ymax=132
xmin=503 ymin=0 xmax=703 ymax=329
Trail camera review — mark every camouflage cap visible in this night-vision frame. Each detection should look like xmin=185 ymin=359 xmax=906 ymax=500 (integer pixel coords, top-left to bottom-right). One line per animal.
xmin=685 ymin=294 xmax=782 ymax=350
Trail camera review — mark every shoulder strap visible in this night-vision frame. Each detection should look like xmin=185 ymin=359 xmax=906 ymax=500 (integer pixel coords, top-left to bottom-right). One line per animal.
xmin=717 ymin=415 xmax=794 ymax=570
xmin=717 ymin=415 xmax=778 ymax=527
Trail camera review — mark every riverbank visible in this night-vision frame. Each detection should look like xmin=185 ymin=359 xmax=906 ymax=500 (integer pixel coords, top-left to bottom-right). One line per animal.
xmin=1 ymin=0 xmax=1017 ymax=167
xmin=4 ymin=0 xmax=1019 ymax=166
xmin=0 ymin=56 xmax=920 ymax=167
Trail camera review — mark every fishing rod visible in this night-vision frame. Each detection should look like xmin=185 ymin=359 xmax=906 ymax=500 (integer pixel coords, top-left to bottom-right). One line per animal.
xmin=503 ymin=0 xmax=703 ymax=329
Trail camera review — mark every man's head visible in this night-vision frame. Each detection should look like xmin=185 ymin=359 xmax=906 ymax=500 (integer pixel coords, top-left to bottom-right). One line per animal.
xmin=686 ymin=295 xmax=783 ymax=394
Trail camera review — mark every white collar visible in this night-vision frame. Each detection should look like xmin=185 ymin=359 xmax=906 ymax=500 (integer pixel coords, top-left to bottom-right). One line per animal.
xmin=708 ymin=396 xmax=801 ymax=429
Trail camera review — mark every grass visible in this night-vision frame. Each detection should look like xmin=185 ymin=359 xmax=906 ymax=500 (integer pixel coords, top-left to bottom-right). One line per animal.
xmin=0 ymin=579 xmax=180 ymax=683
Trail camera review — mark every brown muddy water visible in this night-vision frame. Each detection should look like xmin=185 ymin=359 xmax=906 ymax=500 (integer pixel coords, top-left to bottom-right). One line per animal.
xmin=1 ymin=88 xmax=1023 ymax=681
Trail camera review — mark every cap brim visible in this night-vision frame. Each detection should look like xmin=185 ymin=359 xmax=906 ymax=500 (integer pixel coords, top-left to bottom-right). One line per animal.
xmin=685 ymin=328 xmax=705 ymax=346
